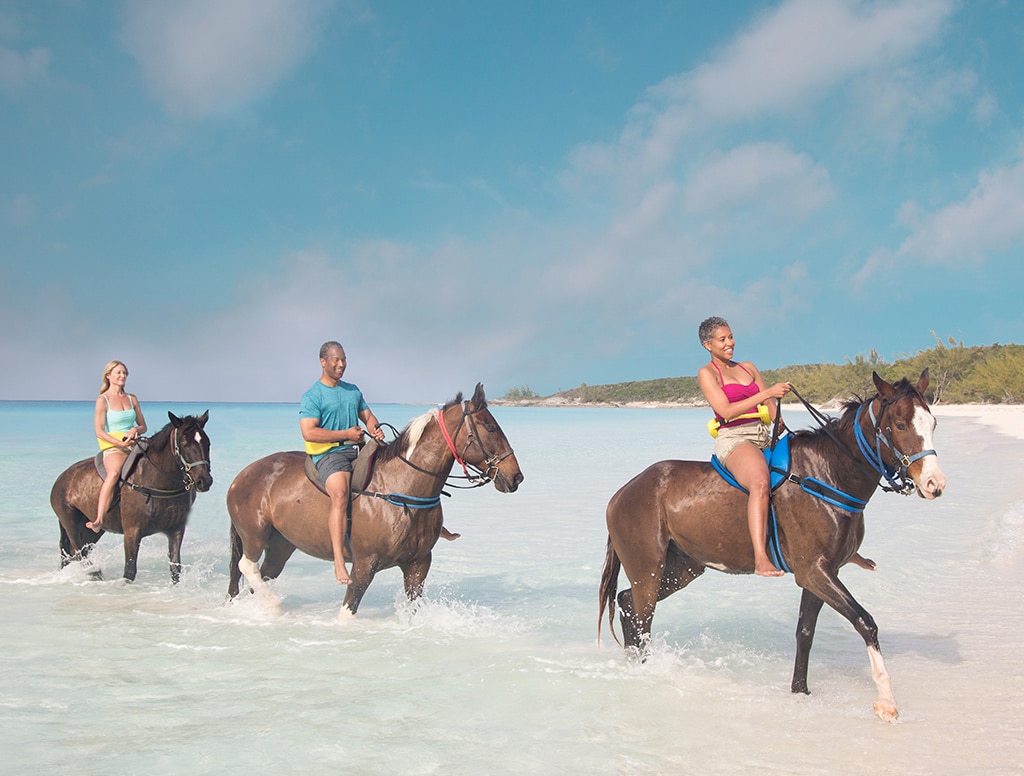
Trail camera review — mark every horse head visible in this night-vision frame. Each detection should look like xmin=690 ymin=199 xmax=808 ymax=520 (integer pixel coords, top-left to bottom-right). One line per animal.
xmin=449 ymin=383 xmax=524 ymax=493
xmin=867 ymin=369 xmax=946 ymax=499
xmin=169 ymin=410 xmax=213 ymax=493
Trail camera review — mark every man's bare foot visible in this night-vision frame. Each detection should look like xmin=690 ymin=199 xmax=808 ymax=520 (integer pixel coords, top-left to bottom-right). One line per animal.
xmin=850 ymin=553 xmax=876 ymax=571
xmin=86 ymin=519 xmax=103 ymax=532
xmin=755 ymin=561 xmax=785 ymax=577
xmin=440 ymin=527 xmax=460 ymax=541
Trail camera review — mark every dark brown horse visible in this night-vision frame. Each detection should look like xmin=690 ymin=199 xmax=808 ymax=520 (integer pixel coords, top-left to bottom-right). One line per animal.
xmin=226 ymin=384 xmax=523 ymax=618
xmin=599 ymin=371 xmax=946 ymax=722
xmin=50 ymin=411 xmax=213 ymax=583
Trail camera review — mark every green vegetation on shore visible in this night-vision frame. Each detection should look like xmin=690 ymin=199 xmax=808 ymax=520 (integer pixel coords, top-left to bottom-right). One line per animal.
xmin=503 ymin=337 xmax=1024 ymax=406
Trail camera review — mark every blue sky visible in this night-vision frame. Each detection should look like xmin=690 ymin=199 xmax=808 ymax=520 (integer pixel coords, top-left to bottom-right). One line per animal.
xmin=2 ymin=0 xmax=1023 ymax=403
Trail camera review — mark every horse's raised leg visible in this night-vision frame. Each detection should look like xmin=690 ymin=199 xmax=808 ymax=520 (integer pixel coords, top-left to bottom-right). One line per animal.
xmin=167 ymin=529 xmax=184 ymax=584
xmin=800 ymin=571 xmax=898 ymax=722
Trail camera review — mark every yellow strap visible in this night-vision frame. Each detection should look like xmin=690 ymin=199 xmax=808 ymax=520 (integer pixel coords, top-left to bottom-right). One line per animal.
xmin=707 ymin=404 xmax=771 ymax=438
xmin=97 ymin=433 xmax=126 ymax=451
xmin=304 ymin=440 xmax=341 ymax=456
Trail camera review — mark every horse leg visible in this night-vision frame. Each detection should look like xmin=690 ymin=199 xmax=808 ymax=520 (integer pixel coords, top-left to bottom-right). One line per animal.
xmin=802 ymin=571 xmax=898 ymax=722
xmin=339 ymin=555 xmax=379 ymax=621
xmin=618 ymin=546 xmax=705 ymax=655
xmin=166 ymin=529 xmax=184 ymax=584
xmin=792 ymin=587 xmax=825 ymax=695
xmin=122 ymin=528 xmax=143 ymax=582
xmin=258 ymin=532 xmax=298 ymax=581
xmin=400 ymin=554 xmax=432 ymax=605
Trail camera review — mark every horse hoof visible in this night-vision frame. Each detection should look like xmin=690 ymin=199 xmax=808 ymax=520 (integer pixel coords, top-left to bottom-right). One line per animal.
xmin=873 ymin=701 xmax=899 ymax=723
xmin=337 ymin=606 xmax=355 ymax=623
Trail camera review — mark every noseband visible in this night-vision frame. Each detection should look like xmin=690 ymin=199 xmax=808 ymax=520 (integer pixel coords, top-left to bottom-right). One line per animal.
xmin=172 ymin=426 xmax=211 ymax=492
xmin=436 ymin=401 xmax=515 ymax=487
xmin=854 ymin=397 xmax=937 ymax=496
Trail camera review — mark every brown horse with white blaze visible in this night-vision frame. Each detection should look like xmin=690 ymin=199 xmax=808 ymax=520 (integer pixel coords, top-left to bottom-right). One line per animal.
xmin=226 ymin=384 xmax=523 ymax=618
xmin=50 ymin=411 xmax=213 ymax=583
xmin=599 ymin=371 xmax=946 ymax=722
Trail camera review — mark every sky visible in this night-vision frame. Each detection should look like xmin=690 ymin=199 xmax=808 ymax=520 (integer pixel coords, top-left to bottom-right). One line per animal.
xmin=2 ymin=0 xmax=1024 ymax=403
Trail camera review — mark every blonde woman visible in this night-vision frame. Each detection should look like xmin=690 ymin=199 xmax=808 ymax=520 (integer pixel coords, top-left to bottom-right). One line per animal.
xmin=88 ymin=361 xmax=147 ymax=531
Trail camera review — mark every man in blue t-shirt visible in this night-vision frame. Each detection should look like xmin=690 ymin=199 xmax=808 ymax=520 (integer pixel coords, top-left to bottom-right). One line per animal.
xmin=299 ymin=341 xmax=385 ymax=586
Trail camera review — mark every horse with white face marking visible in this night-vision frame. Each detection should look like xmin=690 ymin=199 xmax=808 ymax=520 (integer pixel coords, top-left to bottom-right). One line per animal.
xmin=600 ymin=371 xmax=945 ymax=722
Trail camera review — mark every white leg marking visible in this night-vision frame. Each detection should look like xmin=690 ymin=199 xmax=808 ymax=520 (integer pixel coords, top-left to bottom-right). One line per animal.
xmin=238 ymin=556 xmax=280 ymax=608
xmin=867 ymin=645 xmax=898 ymax=723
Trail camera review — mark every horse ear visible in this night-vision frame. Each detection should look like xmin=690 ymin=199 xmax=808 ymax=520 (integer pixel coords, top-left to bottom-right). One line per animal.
xmin=168 ymin=411 xmax=183 ymax=428
xmin=197 ymin=410 xmax=209 ymax=427
xmin=872 ymin=371 xmax=896 ymax=400
xmin=916 ymin=369 xmax=930 ymax=395
xmin=472 ymin=382 xmax=487 ymax=407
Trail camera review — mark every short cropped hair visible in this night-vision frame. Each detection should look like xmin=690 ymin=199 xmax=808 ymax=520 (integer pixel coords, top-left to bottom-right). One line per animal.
xmin=698 ymin=316 xmax=729 ymax=345
xmin=319 ymin=341 xmax=344 ymax=360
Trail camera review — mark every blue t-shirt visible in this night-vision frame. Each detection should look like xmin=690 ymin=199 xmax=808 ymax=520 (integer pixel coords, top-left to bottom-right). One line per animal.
xmin=299 ymin=380 xmax=369 ymax=460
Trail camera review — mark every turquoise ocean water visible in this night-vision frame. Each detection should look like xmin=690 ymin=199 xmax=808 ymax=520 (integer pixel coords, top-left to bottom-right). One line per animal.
xmin=1 ymin=400 xmax=1022 ymax=774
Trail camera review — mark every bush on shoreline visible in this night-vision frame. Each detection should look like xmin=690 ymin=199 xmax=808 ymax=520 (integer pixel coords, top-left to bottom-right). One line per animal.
xmin=501 ymin=337 xmax=1024 ymax=406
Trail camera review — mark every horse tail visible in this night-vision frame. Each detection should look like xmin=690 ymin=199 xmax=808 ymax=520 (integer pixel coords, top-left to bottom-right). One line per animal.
xmin=228 ymin=520 xmax=243 ymax=598
xmin=598 ymin=535 xmax=623 ymax=648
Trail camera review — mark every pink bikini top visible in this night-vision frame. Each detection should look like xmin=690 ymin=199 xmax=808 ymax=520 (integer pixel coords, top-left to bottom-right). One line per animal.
xmin=711 ymin=361 xmax=760 ymax=426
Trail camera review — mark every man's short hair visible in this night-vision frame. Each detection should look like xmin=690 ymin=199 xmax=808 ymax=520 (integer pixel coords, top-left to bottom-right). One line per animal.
xmin=319 ymin=341 xmax=344 ymax=360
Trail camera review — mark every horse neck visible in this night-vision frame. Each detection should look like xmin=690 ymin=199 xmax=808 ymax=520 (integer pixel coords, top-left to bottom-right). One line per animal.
xmin=387 ymin=411 xmax=458 ymax=494
xmin=831 ymin=396 xmax=886 ymax=497
xmin=140 ymin=428 xmax=181 ymax=476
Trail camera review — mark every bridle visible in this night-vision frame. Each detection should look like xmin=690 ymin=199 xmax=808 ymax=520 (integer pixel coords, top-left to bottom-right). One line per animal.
xmin=434 ymin=400 xmax=516 ymax=488
xmin=853 ymin=396 xmax=936 ymax=496
xmin=122 ymin=425 xmax=211 ymax=499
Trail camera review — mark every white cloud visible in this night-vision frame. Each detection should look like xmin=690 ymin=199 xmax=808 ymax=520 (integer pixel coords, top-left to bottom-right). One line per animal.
xmin=120 ymin=0 xmax=339 ymax=119
xmin=566 ymin=0 xmax=956 ymax=190
xmin=683 ymin=142 xmax=834 ymax=218
xmin=896 ymin=155 xmax=1024 ymax=264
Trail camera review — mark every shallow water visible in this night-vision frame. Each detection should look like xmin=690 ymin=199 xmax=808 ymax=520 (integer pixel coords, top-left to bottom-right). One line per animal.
xmin=2 ymin=401 xmax=1022 ymax=775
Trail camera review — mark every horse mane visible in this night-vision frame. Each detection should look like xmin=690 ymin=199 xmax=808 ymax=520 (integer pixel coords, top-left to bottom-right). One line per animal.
xmin=145 ymin=414 xmax=204 ymax=455
xmin=374 ymin=392 xmax=465 ymax=464
xmin=793 ymin=376 xmax=925 ymax=443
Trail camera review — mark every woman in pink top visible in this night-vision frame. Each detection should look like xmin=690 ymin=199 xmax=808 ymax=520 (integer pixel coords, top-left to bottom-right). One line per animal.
xmin=697 ymin=317 xmax=791 ymax=577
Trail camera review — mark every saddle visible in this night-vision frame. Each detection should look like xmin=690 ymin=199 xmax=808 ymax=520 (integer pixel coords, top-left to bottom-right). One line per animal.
xmin=710 ymin=434 xmax=792 ymax=573
xmin=94 ymin=440 xmax=148 ymax=482
xmin=303 ymin=440 xmax=381 ymax=497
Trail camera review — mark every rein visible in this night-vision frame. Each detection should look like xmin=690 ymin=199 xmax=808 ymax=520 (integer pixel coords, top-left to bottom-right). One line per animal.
xmin=786 ymin=384 xmax=935 ymax=496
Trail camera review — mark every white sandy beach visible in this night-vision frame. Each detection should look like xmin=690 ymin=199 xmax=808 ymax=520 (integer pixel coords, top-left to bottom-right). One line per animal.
xmin=931 ymin=403 xmax=1024 ymax=441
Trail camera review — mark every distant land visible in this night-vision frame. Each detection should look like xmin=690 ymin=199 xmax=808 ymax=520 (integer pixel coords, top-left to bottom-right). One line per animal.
xmin=495 ymin=338 xmax=1024 ymax=407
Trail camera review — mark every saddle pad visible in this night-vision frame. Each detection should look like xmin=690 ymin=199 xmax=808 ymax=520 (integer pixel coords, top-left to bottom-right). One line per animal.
xmin=93 ymin=442 xmax=146 ymax=481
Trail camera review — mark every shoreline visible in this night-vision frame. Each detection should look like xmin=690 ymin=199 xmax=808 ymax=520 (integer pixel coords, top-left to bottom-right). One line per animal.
xmin=493 ymin=399 xmax=1024 ymax=442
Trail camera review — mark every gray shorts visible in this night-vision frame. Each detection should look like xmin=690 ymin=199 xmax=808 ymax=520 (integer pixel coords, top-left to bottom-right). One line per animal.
xmin=314 ymin=446 xmax=359 ymax=482
xmin=714 ymin=422 xmax=770 ymax=465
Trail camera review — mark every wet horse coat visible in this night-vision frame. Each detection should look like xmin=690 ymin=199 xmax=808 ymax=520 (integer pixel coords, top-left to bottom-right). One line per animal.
xmin=50 ymin=412 xmax=213 ymax=582
xmin=226 ymin=384 xmax=523 ymax=617
xmin=599 ymin=371 xmax=946 ymax=722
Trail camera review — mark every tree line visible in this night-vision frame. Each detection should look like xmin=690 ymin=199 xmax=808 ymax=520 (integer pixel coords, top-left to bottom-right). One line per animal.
xmin=504 ymin=336 xmax=1024 ymax=405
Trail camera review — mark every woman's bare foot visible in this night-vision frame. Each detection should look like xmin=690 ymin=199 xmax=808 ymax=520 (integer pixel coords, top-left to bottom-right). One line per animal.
xmin=850 ymin=553 xmax=876 ymax=571
xmin=334 ymin=560 xmax=352 ymax=585
xmin=755 ymin=560 xmax=785 ymax=577
xmin=440 ymin=527 xmax=460 ymax=541
xmin=86 ymin=519 xmax=103 ymax=532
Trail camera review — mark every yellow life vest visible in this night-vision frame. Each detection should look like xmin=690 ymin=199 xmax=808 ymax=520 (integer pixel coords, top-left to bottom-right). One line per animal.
xmin=707 ymin=403 xmax=771 ymax=438
xmin=304 ymin=440 xmax=342 ymax=456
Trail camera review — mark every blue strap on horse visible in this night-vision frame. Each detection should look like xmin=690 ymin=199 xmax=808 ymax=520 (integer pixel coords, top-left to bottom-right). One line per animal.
xmin=710 ymin=444 xmax=791 ymax=574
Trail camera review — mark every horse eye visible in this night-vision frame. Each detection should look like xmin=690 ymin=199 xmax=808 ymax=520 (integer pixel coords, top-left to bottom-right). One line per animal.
xmin=895 ymin=422 xmax=907 ymax=431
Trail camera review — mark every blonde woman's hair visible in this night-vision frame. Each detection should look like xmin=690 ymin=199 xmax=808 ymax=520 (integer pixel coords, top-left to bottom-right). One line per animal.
xmin=100 ymin=360 xmax=128 ymax=394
